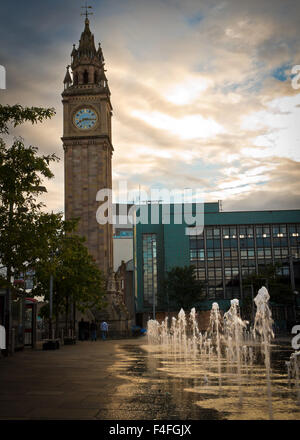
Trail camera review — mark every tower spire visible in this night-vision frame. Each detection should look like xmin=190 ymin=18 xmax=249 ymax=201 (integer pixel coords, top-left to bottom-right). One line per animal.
xmin=81 ymin=2 xmax=93 ymax=23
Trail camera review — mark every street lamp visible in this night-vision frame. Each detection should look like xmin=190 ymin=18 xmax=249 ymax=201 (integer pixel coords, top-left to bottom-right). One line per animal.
xmin=293 ymin=290 xmax=299 ymax=322
xmin=151 ymin=237 xmax=156 ymax=320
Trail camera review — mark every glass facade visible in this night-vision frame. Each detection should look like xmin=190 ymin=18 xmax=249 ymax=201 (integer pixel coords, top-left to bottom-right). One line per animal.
xmin=142 ymin=233 xmax=157 ymax=307
xmin=190 ymin=223 xmax=300 ymax=299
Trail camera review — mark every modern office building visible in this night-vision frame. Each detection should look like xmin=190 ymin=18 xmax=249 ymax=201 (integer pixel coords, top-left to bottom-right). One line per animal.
xmin=134 ymin=202 xmax=300 ymax=327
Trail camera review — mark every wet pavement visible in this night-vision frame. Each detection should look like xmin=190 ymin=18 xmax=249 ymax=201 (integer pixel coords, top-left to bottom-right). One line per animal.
xmin=0 ymin=337 xmax=299 ymax=420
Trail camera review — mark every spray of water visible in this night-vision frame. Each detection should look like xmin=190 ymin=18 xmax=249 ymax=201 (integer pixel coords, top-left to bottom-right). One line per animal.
xmin=146 ymin=286 xmax=293 ymax=419
xmin=253 ymin=286 xmax=274 ymax=419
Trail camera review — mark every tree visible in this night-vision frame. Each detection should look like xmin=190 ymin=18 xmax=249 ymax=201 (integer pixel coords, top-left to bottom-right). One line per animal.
xmin=242 ymin=263 xmax=294 ymax=320
xmin=0 ymin=104 xmax=55 ymax=135
xmin=163 ymin=265 xmax=205 ymax=311
xmin=32 ymin=216 xmax=106 ymax=335
xmin=0 ymin=104 xmax=57 ymax=351
xmin=0 ymin=105 xmax=58 ymax=277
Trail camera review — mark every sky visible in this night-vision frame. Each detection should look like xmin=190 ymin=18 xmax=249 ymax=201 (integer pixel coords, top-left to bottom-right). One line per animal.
xmin=0 ymin=0 xmax=300 ymax=213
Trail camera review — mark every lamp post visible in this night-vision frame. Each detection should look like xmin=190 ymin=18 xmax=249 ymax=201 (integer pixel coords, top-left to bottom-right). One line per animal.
xmin=49 ymin=274 xmax=53 ymax=339
xmin=288 ymin=255 xmax=298 ymax=322
xmin=151 ymin=237 xmax=156 ymax=320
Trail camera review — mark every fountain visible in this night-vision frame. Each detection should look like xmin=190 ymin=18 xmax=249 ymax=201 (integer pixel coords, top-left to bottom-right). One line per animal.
xmin=146 ymin=286 xmax=299 ymax=419
xmin=253 ymin=286 xmax=274 ymax=418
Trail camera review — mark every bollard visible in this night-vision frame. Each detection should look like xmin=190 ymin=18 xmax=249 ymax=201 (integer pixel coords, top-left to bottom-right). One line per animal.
xmin=11 ymin=328 xmax=15 ymax=354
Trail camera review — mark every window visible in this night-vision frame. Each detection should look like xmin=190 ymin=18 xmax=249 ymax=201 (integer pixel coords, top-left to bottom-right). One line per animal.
xmin=239 ymin=227 xmax=246 ymax=236
xmin=206 ymin=228 xmax=213 ymax=238
xmin=230 ymin=227 xmax=237 ymax=238
xmin=208 ymin=270 xmax=215 ymax=279
xmin=247 ymin=227 xmax=253 ymax=238
xmin=241 ymin=250 xmax=247 ymax=259
xmin=190 ymin=250 xmax=197 ymax=260
xmin=223 ymin=228 xmax=229 ymax=239
xmin=265 ymin=248 xmax=271 ymax=257
xmin=248 ymin=249 xmax=254 ymax=258
xmin=214 ymin=228 xmax=220 ymax=237
xmin=215 ymin=269 xmax=222 ymax=279
xmin=83 ymin=70 xmax=89 ymax=84
xmin=225 ymin=269 xmax=231 ymax=279
xmin=256 ymin=227 xmax=263 ymax=238
xmin=207 ymin=250 xmax=214 ymax=260
xmin=214 ymin=250 xmax=221 ymax=259
xmin=142 ymin=234 xmax=157 ymax=306
xmin=232 ymin=268 xmax=239 ymax=276
xmin=274 ymin=248 xmax=281 ymax=257
xmin=196 ymin=269 xmax=206 ymax=280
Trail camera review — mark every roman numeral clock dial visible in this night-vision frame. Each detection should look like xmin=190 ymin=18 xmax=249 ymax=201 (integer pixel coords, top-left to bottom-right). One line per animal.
xmin=73 ymin=107 xmax=98 ymax=130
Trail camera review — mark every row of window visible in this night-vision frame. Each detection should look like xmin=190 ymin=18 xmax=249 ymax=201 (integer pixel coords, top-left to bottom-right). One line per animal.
xmin=190 ymin=237 xmax=299 ymax=250
xmin=190 ymin=247 xmax=298 ymax=261
xmin=195 ymin=265 xmax=290 ymax=281
xmin=190 ymin=224 xmax=300 ymax=239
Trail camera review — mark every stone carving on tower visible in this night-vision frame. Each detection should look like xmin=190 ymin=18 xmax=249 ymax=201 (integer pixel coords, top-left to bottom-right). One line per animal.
xmin=62 ymin=8 xmax=130 ymax=334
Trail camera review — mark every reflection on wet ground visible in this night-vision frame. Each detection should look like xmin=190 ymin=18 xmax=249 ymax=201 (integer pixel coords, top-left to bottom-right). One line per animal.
xmin=108 ymin=339 xmax=300 ymax=420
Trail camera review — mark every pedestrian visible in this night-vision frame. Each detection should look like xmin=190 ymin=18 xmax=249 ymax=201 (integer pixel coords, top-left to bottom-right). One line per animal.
xmin=100 ymin=321 xmax=108 ymax=340
xmin=90 ymin=321 xmax=97 ymax=341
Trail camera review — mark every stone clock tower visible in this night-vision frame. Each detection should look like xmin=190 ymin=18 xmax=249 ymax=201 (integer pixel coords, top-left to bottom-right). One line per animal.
xmin=62 ymin=15 xmax=113 ymax=275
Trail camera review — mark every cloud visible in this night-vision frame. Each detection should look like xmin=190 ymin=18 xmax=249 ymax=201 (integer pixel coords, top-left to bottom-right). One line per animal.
xmin=1 ymin=0 xmax=300 ymax=213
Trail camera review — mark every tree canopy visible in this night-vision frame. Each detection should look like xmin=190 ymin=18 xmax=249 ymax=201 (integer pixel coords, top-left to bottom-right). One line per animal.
xmin=162 ymin=265 xmax=205 ymax=311
xmin=0 ymin=104 xmax=106 ymax=329
xmin=243 ymin=263 xmax=294 ymax=306
xmin=0 ymin=105 xmax=58 ymax=283
xmin=33 ymin=215 xmax=106 ymax=325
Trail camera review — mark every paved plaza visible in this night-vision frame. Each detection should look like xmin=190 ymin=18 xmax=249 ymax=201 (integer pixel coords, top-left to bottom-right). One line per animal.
xmin=0 ymin=338 xmax=209 ymax=420
xmin=1 ymin=337 xmax=298 ymax=420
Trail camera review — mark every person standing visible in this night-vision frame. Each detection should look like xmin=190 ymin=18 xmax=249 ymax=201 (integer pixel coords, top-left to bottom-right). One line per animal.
xmin=90 ymin=321 xmax=97 ymax=341
xmin=100 ymin=321 xmax=108 ymax=340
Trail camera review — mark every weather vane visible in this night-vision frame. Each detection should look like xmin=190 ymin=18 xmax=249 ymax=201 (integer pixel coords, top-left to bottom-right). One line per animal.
xmin=81 ymin=2 xmax=93 ymax=20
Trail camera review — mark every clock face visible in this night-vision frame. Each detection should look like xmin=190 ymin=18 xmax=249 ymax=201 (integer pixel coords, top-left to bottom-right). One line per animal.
xmin=73 ymin=108 xmax=98 ymax=130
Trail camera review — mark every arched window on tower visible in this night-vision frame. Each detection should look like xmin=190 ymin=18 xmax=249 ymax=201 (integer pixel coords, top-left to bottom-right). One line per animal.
xmin=83 ymin=70 xmax=89 ymax=84
xmin=94 ymin=71 xmax=98 ymax=85
xmin=73 ymin=73 xmax=79 ymax=86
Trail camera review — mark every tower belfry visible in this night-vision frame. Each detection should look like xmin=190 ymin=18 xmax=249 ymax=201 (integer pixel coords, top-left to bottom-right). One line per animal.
xmin=62 ymin=9 xmax=113 ymax=275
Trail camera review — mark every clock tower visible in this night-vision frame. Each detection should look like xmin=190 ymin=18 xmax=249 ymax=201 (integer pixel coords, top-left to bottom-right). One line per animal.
xmin=62 ymin=14 xmax=113 ymax=275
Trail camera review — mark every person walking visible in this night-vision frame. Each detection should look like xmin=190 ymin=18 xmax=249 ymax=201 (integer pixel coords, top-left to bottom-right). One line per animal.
xmin=100 ymin=321 xmax=108 ymax=340
xmin=90 ymin=321 xmax=97 ymax=341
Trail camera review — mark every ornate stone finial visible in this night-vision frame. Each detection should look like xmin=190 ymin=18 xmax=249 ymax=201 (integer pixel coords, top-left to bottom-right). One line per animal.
xmin=107 ymin=269 xmax=117 ymax=292
xmin=63 ymin=65 xmax=72 ymax=88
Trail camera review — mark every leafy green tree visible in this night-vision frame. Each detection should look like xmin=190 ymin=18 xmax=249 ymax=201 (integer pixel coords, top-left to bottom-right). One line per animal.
xmin=0 ymin=105 xmax=58 ymax=280
xmin=162 ymin=265 xmax=205 ymax=311
xmin=242 ymin=263 xmax=294 ymax=320
xmin=32 ymin=216 xmax=106 ymax=334
xmin=0 ymin=104 xmax=55 ymax=135
xmin=0 ymin=104 xmax=57 ymax=350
